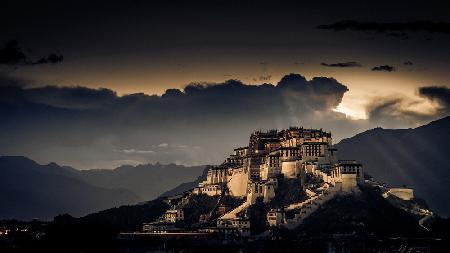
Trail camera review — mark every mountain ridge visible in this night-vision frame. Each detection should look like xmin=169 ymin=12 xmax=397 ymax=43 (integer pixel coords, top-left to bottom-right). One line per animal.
xmin=0 ymin=156 xmax=205 ymax=220
xmin=0 ymin=156 xmax=139 ymax=220
xmin=336 ymin=116 xmax=450 ymax=216
xmin=74 ymin=163 xmax=205 ymax=201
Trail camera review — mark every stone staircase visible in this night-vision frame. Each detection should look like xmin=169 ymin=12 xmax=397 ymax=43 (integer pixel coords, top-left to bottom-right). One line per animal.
xmin=220 ymin=201 xmax=251 ymax=220
xmin=283 ymin=183 xmax=339 ymax=229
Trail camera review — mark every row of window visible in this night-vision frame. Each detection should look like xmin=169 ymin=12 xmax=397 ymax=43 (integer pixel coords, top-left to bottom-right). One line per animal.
xmin=339 ymin=167 xmax=361 ymax=172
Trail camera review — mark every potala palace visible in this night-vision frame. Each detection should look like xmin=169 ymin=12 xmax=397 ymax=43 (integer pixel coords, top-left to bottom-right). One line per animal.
xmin=138 ymin=126 xmax=429 ymax=238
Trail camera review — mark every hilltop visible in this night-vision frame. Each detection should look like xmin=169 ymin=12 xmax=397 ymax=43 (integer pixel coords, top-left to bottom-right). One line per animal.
xmin=336 ymin=116 xmax=450 ymax=216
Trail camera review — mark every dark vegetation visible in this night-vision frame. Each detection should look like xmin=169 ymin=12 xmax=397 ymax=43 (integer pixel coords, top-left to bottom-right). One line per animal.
xmin=295 ymin=185 xmax=426 ymax=237
xmin=80 ymin=198 xmax=170 ymax=231
xmin=2 ymin=188 xmax=450 ymax=252
xmin=246 ymin=197 xmax=270 ymax=235
xmin=430 ymin=217 xmax=450 ymax=239
xmin=247 ymin=175 xmax=317 ymax=234
xmin=26 ymin=198 xmax=170 ymax=252
xmin=178 ymin=194 xmax=218 ymax=228
xmin=269 ymin=176 xmax=307 ymax=208
xmin=303 ymin=172 xmax=325 ymax=186
xmin=385 ymin=194 xmax=429 ymax=218
xmin=179 ymin=194 xmax=245 ymax=228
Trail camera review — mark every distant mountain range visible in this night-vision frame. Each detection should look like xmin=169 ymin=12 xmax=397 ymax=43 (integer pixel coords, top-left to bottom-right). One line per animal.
xmin=1 ymin=116 xmax=449 ymax=220
xmin=336 ymin=116 xmax=450 ymax=216
xmin=74 ymin=163 xmax=205 ymax=201
xmin=0 ymin=156 xmax=137 ymax=220
xmin=160 ymin=167 xmax=209 ymax=197
xmin=0 ymin=156 xmax=205 ymax=220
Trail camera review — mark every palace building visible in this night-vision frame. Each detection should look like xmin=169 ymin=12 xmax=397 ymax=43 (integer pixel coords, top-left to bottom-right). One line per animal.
xmin=194 ymin=127 xmax=362 ymax=201
xmin=147 ymin=126 xmax=367 ymax=236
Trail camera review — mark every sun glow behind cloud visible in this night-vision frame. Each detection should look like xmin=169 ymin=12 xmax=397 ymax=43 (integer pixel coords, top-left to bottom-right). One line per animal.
xmin=333 ymin=92 xmax=443 ymax=121
xmin=332 ymin=91 xmax=369 ymax=120
xmin=333 ymin=103 xmax=367 ymax=120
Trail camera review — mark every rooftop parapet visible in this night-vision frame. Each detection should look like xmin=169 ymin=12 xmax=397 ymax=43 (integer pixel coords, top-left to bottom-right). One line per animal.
xmin=336 ymin=160 xmax=362 ymax=166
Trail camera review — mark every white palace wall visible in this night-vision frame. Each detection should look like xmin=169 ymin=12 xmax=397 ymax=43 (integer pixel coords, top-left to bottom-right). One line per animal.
xmin=227 ymin=168 xmax=249 ymax=197
xmin=387 ymin=188 xmax=414 ymax=200
xmin=281 ymin=161 xmax=300 ymax=178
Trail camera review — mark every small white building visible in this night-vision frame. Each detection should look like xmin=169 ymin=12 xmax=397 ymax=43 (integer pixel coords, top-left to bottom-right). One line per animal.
xmin=217 ymin=218 xmax=251 ymax=237
xmin=384 ymin=187 xmax=414 ymax=201
xmin=331 ymin=160 xmax=363 ymax=192
xmin=247 ymin=179 xmax=277 ymax=203
xmin=142 ymin=222 xmax=180 ymax=233
xmin=267 ymin=209 xmax=285 ymax=227
xmin=193 ymin=184 xmax=222 ymax=196
xmin=260 ymin=153 xmax=281 ymax=180
xmin=163 ymin=209 xmax=184 ymax=223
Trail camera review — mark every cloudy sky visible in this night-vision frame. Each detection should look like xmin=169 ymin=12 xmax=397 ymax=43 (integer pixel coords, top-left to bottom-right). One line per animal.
xmin=1 ymin=0 xmax=450 ymax=169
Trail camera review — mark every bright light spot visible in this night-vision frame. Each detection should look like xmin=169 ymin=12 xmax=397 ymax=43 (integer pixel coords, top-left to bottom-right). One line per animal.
xmin=333 ymin=103 xmax=367 ymax=120
xmin=158 ymin=143 xmax=169 ymax=148
xmin=119 ymin=149 xmax=155 ymax=154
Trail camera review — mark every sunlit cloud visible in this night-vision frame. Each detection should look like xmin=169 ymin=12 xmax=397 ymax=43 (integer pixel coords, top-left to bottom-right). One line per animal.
xmin=157 ymin=143 xmax=169 ymax=148
xmin=118 ymin=149 xmax=155 ymax=154
xmin=333 ymin=104 xmax=367 ymax=120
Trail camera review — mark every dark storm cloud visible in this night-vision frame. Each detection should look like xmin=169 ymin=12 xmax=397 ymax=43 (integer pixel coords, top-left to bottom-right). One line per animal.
xmin=31 ymin=53 xmax=64 ymax=65
xmin=0 ymin=41 xmax=26 ymax=65
xmin=371 ymin=65 xmax=395 ymax=72
xmin=2 ymin=72 xmax=447 ymax=168
xmin=318 ymin=20 xmax=450 ymax=34
xmin=0 ymin=73 xmax=359 ymax=168
xmin=321 ymin=62 xmax=362 ymax=68
xmin=367 ymin=98 xmax=402 ymax=120
xmin=0 ymin=40 xmax=63 ymax=66
xmin=419 ymin=86 xmax=450 ymax=113
xmin=366 ymin=98 xmax=434 ymax=128
xmin=404 ymin=61 xmax=413 ymax=66
xmin=19 ymin=74 xmax=340 ymax=119
xmin=24 ymin=85 xmax=117 ymax=109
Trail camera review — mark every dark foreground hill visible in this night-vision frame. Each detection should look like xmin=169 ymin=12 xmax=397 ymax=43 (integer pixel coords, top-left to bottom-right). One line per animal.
xmin=2 ymin=185 xmax=450 ymax=252
xmin=58 ymin=185 xmax=427 ymax=237
xmin=336 ymin=116 xmax=450 ymax=216
xmin=0 ymin=156 xmax=139 ymax=220
xmin=297 ymin=186 xmax=425 ymax=237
